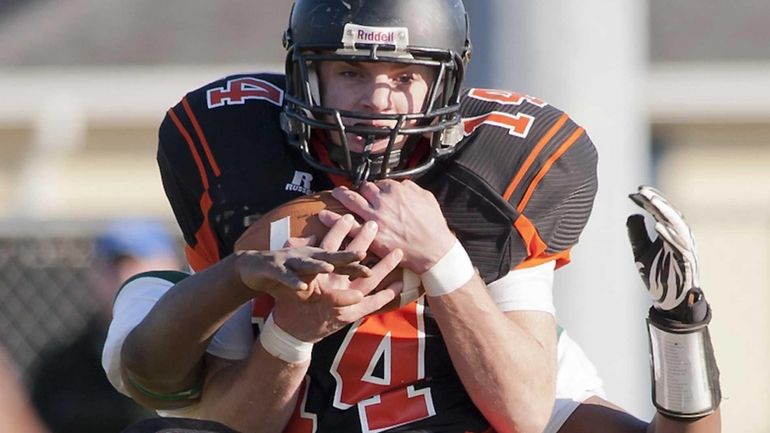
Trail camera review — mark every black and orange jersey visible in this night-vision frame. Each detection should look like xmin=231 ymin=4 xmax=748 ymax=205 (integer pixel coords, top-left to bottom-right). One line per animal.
xmin=157 ymin=73 xmax=597 ymax=433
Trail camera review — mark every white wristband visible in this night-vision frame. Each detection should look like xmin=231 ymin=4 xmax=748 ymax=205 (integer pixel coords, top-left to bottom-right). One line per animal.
xmin=421 ymin=239 xmax=475 ymax=297
xmin=259 ymin=314 xmax=313 ymax=363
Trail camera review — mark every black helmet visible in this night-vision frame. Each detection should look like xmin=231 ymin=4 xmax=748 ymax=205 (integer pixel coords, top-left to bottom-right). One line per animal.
xmin=282 ymin=0 xmax=472 ymax=186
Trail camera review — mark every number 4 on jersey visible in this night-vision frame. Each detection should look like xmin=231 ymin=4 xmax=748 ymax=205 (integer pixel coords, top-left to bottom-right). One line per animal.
xmin=207 ymin=77 xmax=284 ymax=108
xmin=332 ymin=302 xmax=434 ymax=433
xmin=285 ymin=302 xmax=434 ymax=433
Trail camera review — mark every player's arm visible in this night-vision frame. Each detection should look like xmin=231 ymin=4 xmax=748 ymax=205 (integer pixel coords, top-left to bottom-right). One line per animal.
xmin=330 ymin=180 xmax=557 ymax=433
xmin=429 ymin=274 xmax=557 ymax=433
xmin=162 ymin=217 xmax=404 ymax=433
xmin=110 ymin=107 xmax=355 ymax=410
xmin=117 ymin=243 xmax=367 ymax=409
xmin=557 ymin=186 xmax=721 ymax=433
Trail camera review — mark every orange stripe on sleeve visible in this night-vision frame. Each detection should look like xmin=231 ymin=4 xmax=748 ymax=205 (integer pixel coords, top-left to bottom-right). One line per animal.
xmin=502 ymin=113 xmax=568 ymax=202
xmin=168 ymin=108 xmax=210 ymax=190
xmin=517 ymin=127 xmax=585 ymax=213
xmin=168 ymin=106 xmax=221 ymax=271
xmin=185 ymin=192 xmax=221 ymax=272
xmin=182 ymin=97 xmax=221 ymax=177
xmin=513 ymin=215 xmax=572 ymax=270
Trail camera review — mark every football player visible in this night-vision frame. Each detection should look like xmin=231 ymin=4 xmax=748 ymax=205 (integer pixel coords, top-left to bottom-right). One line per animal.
xmin=114 ymin=186 xmax=723 ymax=433
xmin=102 ymin=1 xmax=720 ymax=432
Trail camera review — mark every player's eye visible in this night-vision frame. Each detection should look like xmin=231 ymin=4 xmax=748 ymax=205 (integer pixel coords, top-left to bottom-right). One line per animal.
xmin=340 ymin=70 xmax=362 ymax=79
xmin=396 ymin=74 xmax=415 ymax=85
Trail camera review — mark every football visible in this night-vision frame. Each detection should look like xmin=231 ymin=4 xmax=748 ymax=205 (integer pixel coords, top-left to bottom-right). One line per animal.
xmin=235 ymin=191 xmax=424 ymax=313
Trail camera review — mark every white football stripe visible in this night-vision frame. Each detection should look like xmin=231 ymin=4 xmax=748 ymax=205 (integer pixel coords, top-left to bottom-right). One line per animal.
xmin=270 ymin=216 xmax=291 ymax=250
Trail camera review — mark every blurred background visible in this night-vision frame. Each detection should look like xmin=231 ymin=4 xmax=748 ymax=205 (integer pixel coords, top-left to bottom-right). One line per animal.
xmin=0 ymin=0 xmax=767 ymax=432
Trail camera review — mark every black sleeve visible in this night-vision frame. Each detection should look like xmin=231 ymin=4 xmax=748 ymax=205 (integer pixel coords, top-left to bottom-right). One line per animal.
xmin=157 ymin=104 xmax=223 ymax=271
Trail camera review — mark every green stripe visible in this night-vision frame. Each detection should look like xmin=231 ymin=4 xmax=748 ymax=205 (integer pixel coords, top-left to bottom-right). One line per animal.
xmin=125 ymin=371 xmax=204 ymax=402
xmin=114 ymin=269 xmax=190 ymax=301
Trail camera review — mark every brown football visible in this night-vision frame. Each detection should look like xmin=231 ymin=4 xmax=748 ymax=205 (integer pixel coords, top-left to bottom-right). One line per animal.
xmin=235 ymin=191 xmax=424 ymax=313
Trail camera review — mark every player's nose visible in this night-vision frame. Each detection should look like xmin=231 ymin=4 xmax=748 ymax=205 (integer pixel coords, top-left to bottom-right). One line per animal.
xmin=359 ymin=76 xmax=393 ymax=113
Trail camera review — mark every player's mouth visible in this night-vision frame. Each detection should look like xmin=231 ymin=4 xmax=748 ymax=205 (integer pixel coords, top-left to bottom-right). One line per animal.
xmin=342 ymin=122 xmax=396 ymax=153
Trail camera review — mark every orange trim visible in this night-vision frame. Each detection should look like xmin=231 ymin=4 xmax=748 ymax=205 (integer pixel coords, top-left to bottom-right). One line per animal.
xmin=502 ymin=113 xmax=568 ymax=202
xmin=182 ymin=97 xmax=221 ymax=177
xmin=310 ymin=135 xmax=352 ymax=188
xmin=168 ymin=108 xmax=210 ymax=190
xmin=514 ymin=248 xmax=572 ymax=270
xmin=183 ymin=244 xmax=209 ymax=274
xmin=251 ymin=294 xmax=275 ymax=322
xmin=517 ymin=127 xmax=585 ymax=213
xmin=404 ymin=138 xmax=431 ymax=168
xmin=185 ymin=192 xmax=220 ymax=272
xmin=513 ymin=215 xmax=572 ymax=270
xmin=513 ymin=214 xmax=548 ymax=258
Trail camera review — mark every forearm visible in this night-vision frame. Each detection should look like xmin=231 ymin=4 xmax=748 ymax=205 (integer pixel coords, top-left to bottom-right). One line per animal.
xmin=197 ymin=348 xmax=310 ymax=433
xmin=429 ymin=274 xmax=556 ymax=433
xmin=122 ymin=254 xmax=254 ymax=394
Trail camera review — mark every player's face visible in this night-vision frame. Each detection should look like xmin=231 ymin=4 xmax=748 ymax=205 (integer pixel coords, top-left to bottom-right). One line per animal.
xmin=317 ymin=61 xmax=435 ymax=154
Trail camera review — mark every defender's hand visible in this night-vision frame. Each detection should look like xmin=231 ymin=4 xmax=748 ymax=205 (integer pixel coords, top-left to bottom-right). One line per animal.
xmin=235 ymin=214 xmax=372 ymax=304
xmin=627 ymin=186 xmax=706 ymax=320
xmin=272 ymin=218 xmax=405 ymax=343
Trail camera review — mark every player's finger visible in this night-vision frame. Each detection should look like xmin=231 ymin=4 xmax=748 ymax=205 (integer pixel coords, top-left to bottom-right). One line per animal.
xmin=356 ymin=249 xmax=403 ymax=295
xmin=341 ymin=280 xmax=403 ymax=321
xmin=642 ymin=186 xmax=684 ymax=218
xmin=346 ymin=220 xmax=378 ymax=252
xmin=261 ymin=260 xmax=309 ymax=291
xmin=626 ymin=214 xmax=652 ymax=260
xmin=629 ymin=191 xmax=667 ymax=224
xmin=655 ymin=222 xmax=689 ymax=255
xmin=285 ymin=256 xmax=335 ymax=276
xmin=318 ymin=287 xmax=365 ymax=307
xmin=359 ymin=181 xmax=381 ymax=195
xmin=318 ymin=209 xmax=363 ymax=235
xmin=310 ymin=249 xmax=366 ymax=266
xmin=652 ymin=197 xmax=692 ymax=243
xmin=332 ymin=262 xmax=373 ymax=279
xmin=319 ymin=214 xmax=355 ymax=251
xmin=358 ymin=181 xmax=382 ymax=208
xmin=332 ymin=186 xmax=375 ymax=219
xmin=375 ymin=178 xmax=402 ymax=194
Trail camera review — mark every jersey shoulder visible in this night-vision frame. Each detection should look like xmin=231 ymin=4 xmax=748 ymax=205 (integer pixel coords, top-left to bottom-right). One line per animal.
xmin=158 ymin=72 xmax=287 ymax=164
xmin=424 ymin=88 xmax=598 ymax=277
xmin=155 ymin=73 xmax=327 ymax=272
xmin=455 ymin=87 xmax=597 ymax=208
xmin=157 ymin=72 xmax=292 ymax=205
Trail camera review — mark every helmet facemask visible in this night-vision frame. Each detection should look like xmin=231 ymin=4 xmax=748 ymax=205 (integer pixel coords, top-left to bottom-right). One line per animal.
xmin=282 ymin=15 xmax=469 ymax=186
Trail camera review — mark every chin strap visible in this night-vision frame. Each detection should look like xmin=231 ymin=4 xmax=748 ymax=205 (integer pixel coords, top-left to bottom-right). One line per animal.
xmin=351 ymin=136 xmax=375 ymax=188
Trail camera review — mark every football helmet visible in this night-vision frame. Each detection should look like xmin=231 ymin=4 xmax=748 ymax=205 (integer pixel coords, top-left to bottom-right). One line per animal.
xmin=281 ymin=0 xmax=472 ymax=186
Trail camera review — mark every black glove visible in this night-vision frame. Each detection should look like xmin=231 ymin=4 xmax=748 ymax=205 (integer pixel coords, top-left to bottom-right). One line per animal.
xmin=627 ymin=185 xmax=708 ymax=324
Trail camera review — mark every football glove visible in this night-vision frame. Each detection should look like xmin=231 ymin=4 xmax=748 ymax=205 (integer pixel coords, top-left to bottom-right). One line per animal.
xmin=626 ymin=185 xmax=708 ymax=323
xmin=627 ymin=186 xmax=721 ymax=418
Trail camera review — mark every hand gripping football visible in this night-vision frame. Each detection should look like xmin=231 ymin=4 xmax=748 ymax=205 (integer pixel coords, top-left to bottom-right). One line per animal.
xmin=235 ymin=191 xmax=424 ymax=313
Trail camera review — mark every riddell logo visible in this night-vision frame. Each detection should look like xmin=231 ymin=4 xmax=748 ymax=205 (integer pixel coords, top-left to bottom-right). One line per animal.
xmin=342 ymin=24 xmax=409 ymax=48
xmin=357 ymin=29 xmax=395 ymax=43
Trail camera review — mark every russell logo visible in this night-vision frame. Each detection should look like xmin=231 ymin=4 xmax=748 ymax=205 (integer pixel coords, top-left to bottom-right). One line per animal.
xmin=285 ymin=170 xmax=314 ymax=195
xmin=342 ymin=23 xmax=409 ymax=49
